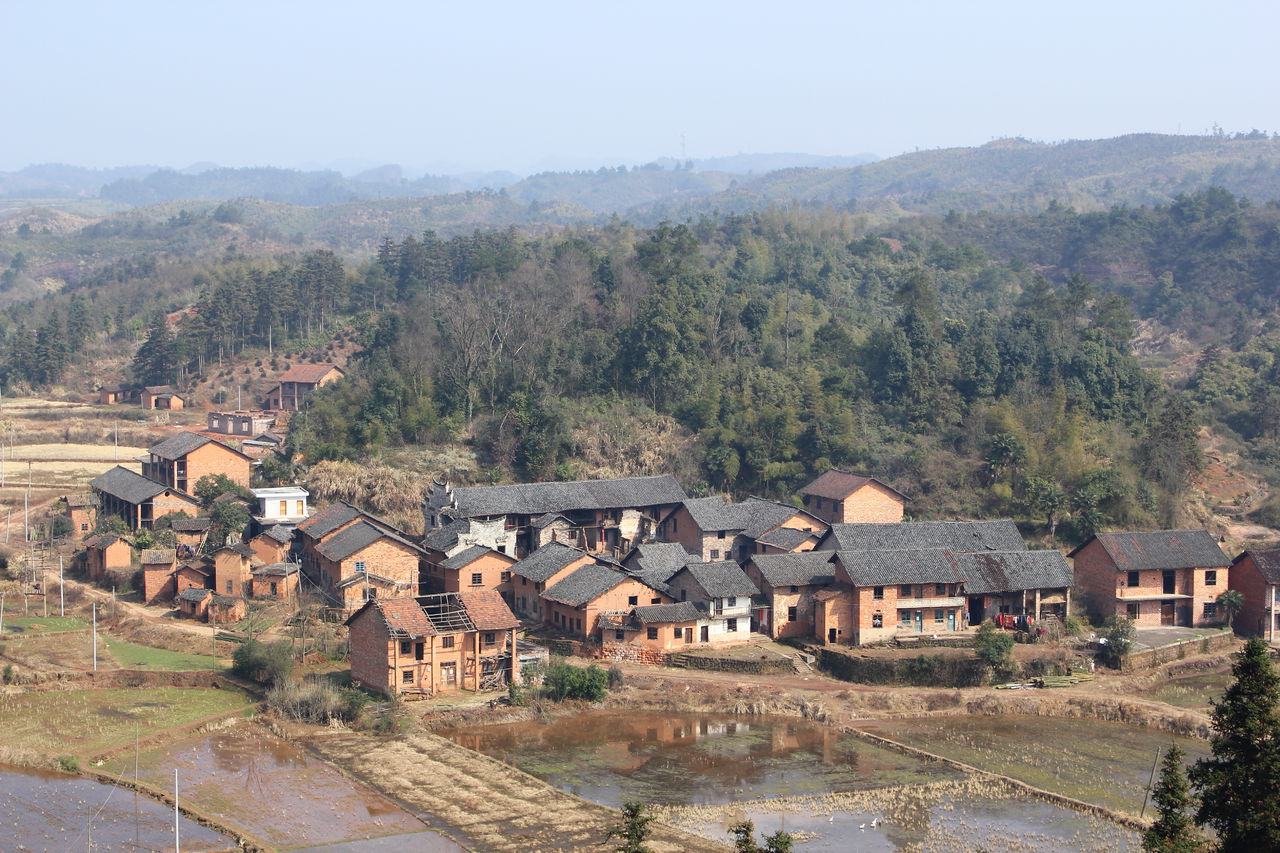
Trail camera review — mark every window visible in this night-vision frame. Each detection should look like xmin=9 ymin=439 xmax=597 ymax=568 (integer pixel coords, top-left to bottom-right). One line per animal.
xmin=615 ymin=629 xmax=625 ymax=641
xmin=484 ymin=632 xmax=496 ymax=646
xmin=873 ymin=586 xmax=884 ymax=600
xmin=471 ymin=572 xmax=483 ymax=586
xmin=671 ymin=517 xmax=678 ymax=533
xmin=651 ymin=597 xmax=661 ymax=604
xmin=680 ymin=589 xmax=687 ymax=602
xmin=1203 ymin=602 xmax=1218 ymax=618
xmin=295 ymin=500 xmax=304 ymax=516
xmin=279 ymin=500 xmax=288 ymax=516
xmin=500 ymin=571 xmax=511 ymax=582
xmin=674 ymin=627 xmax=684 ymax=641
xmin=647 ymin=627 xmax=659 ymax=640
xmin=790 ymin=585 xmax=798 ymax=594
xmin=400 ymin=641 xmax=411 ymax=654
xmin=81 ymin=523 xmax=89 ymax=532
xmin=402 ymin=670 xmax=413 ymax=684
xmin=935 ymin=583 xmax=947 ymax=596
xmin=872 ymin=613 xmax=883 ymax=628
xmin=787 ymin=606 xmax=798 ymax=622
xmin=934 ymin=609 xmax=945 ymax=623
xmin=717 ymin=530 xmax=727 ymax=539
xmin=726 ymin=618 xmax=738 ymax=632
xmin=628 ymin=595 xmax=639 ymax=605
xmin=226 ymin=580 xmax=233 ymax=593
xmin=900 ymin=584 xmax=913 ymax=597
xmin=900 ymin=611 xmax=912 ymax=627
xmin=441 ymin=635 xmax=455 ymax=648
xmin=270 ymin=582 xmax=278 ymax=595
xmin=355 ymin=561 xmax=366 ymax=573
xmin=1127 ymin=603 xmax=1139 ymax=619
xmin=1205 ymin=570 xmax=1218 ymax=587
xmin=521 ymin=576 xmax=527 ymax=586
xmin=1127 ymin=570 xmax=1140 ymax=587
xmin=710 ymin=550 xmax=720 ymax=560
xmin=727 ymin=596 xmax=737 ymax=607
xmin=365 ymin=587 xmax=377 ymax=600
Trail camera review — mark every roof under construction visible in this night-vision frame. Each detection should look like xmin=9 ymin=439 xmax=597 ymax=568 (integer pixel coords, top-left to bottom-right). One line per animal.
xmin=346 ymin=591 xmax=518 ymax=638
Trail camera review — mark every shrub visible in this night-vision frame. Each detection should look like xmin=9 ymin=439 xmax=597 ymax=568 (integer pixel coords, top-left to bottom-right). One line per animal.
xmin=607 ymin=665 xmax=624 ymax=688
xmin=2 ymin=664 xmax=14 ymax=684
xmin=1064 ymin=615 xmax=1083 ymax=636
xmin=232 ymin=639 xmax=294 ymax=686
xmin=975 ymin=622 xmax=1015 ymax=668
xmin=542 ymin=661 xmax=609 ymax=702
xmin=58 ymin=756 xmax=80 ymax=773
xmin=1098 ymin=615 xmax=1136 ymax=669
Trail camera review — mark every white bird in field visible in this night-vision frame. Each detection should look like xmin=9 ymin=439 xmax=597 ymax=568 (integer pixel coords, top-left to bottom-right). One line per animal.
xmin=859 ymin=823 xmax=866 ymax=830
xmin=827 ymin=815 xmax=834 ymax=823
xmin=871 ymin=818 xmax=879 ymax=827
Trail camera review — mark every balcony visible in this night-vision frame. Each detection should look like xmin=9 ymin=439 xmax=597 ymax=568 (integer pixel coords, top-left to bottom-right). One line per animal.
xmin=895 ymin=596 xmax=964 ymax=609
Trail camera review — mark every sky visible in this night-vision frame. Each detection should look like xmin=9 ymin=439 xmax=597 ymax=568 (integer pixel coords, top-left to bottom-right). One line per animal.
xmin=2 ymin=0 xmax=1277 ymax=175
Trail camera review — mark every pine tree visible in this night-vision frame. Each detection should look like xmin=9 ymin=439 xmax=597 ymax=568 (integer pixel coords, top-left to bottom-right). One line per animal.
xmin=132 ymin=313 xmax=177 ymax=386
xmin=1190 ymin=638 xmax=1280 ymax=850
xmin=1142 ymin=744 xmax=1205 ymax=853
xmin=605 ymin=801 xmax=653 ymax=853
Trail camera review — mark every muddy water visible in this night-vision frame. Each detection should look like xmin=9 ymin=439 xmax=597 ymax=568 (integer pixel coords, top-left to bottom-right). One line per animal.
xmin=110 ymin=725 xmax=462 ymax=851
xmin=0 ymin=763 xmax=232 ymax=852
xmin=857 ymin=714 xmax=1210 ymax=814
xmin=442 ymin=711 xmax=961 ymax=805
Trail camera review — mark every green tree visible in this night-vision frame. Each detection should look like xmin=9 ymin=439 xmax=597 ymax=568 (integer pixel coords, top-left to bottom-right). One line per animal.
xmin=209 ymin=499 xmax=250 ymax=549
xmin=1190 ymin=638 xmax=1280 ymax=850
xmin=1138 ymin=394 xmax=1205 ymax=501
xmin=605 ymin=801 xmax=654 ymax=853
xmin=974 ymin=621 xmax=1016 ymax=671
xmin=1098 ymin=615 xmax=1136 ymax=669
xmin=132 ymin=313 xmax=179 ymax=386
xmin=1142 ymin=744 xmax=1206 ymax=853
xmin=193 ymin=473 xmax=253 ymax=508
xmin=1216 ymin=589 xmax=1244 ymax=630
xmin=729 ymin=821 xmax=794 ymax=853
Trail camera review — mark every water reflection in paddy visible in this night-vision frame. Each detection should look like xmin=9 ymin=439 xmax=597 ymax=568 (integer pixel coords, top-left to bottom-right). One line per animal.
xmin=443 ymin=711 xmax=961 ymax=805
xmin=0 ymin=763 xmax=231 ymax=852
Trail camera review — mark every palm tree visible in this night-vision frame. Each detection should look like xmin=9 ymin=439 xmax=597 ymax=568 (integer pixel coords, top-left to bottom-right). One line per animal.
xmin=1216 ymin=589 xmax=1245 ymax=631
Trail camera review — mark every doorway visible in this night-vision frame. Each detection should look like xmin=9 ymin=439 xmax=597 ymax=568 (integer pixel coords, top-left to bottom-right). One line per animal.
xmin=441 ymin=662 xmax=457 ymax=687
xmin=914 ymin=610 xmax=923 ymax=632
xmin=1161 ymin=603 xmax=1175 ymax=625
xmin=1162 ymin=571 xmax=1176 ymax=595
xmin=827 ymin=628 xmax=837 ymax=643
xmin=701 ymin=625 xmax=710 ymax=643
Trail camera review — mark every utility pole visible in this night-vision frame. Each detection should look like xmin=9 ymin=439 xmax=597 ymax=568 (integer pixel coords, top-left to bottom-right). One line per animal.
xmin=174 ymin=768 xmax=180 ymax=852
xmin=1 ymin=592 xmax=5 ymax=637
xmin=59 ymin=556 xmax=64 ymax=617
xmin=92 ymin=603 xmax=97 ymax=671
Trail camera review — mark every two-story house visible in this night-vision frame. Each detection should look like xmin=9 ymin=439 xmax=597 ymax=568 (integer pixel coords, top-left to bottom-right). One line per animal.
xmin=822 ymin=549 xmax=967 ymax=645
xmin=313 ymin=519 xmax=425 ymax=610
xmin=1230 ymin=549 xmax=1280 ymax=639
xmin=142 ymin=432 xmax=253 ymax=493
xmin=90 ymin=466 xmax=200 ymax=530
xmin=508 ymin=542 xmax=601 ymax=621
xmin=660 ymin=496 xmax=827 ymax=563
xmin=266 ymin=363 xmax=345 ymax=411
xmin=424 ymin=545 xmax=517 ymax=598
xmin=799 ymin=469 xmax=909 ymax=525
xmin=250 ymin=486 xmax=310 ymax=532
xmin=1071 ymin=530 xmax=1229 ymax=627
xmin=540 ymin=563 xmax=672 ymax=640
xmin=745 ymin=551 xmax=837 ymax=639
xmin=664 ymin=562 xmax=759 ymax=643
xmin=423 ymin=475 xmax=688 ymax=558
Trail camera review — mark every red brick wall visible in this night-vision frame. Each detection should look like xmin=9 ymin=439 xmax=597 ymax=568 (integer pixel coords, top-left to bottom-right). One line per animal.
xmin=183 ymin=443 xmax=251 ymax=490
xmin=440 ymin=551 xmax=515 ymax=596
xmin=348 ymin=610 xmax=393 ymax=693
xmin=142 ymin=564 xmax=175 ymax=603
xmin=1231 ymin=554 xmax=1274 ymax=638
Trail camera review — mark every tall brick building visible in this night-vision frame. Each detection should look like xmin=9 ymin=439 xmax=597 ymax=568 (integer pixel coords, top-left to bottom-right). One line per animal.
xmin=799 ymin=470 xmax=908 ymax=525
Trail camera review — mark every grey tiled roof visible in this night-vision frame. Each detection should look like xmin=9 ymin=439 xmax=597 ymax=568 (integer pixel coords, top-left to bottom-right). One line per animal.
xmin=957 ymin=550 xmax=1073 ymax=594
xmin=148 ymin=432 xmax=217 ymax=460
xmin=682 ymin=496 xmax=751 ymax=532
xmin=260 ymin=525 xmax=293 ymax=544
xmin=422 ymin=518 xmax=469 ymax=551
xmin=440 ymin=545 xmax=496 ymax=570
xmin=633 ymin=602 xmax=702 ymax=624
xmin=1073 ymin=530 xmax=1229 ymax=571
xmin=451 ymin=474 xmax=688 ymax=517
xmin=674 ymin=561 xmax=758 ymax=598
xmin=531 ymin=512 xmax=572 ymax=529
xmin=751 ymin=551 xmax=837 ymax=587
xmin=178 ymin=587 xmax=211 ymax=602
xmin=316 ymin=520 xmax=421 ymax=562
xmin=91 ymin=466 xmax=170 ymax=504
xmin=141 ymin=549 xmax=176 ymax=565
xmin=622 ymin=542 xmax=696 ymax=589
xmin=253 ymin=562 xmax=299 ymax=576
xmin=510 ymin=542 xmax=590 ymax=582
xmin=169 ymin=516 xmax=211 ymax=532
xmin=298 ymin=502 xmax=362 ymax=540
xmin=542 ymin=563 xmax=629 ymax=607
xmin=819 ymin=520 xmax=1026 ymax=553
xmin=756 ymin=527 xmax=816 ymax=551
xmin=836 ymin=549 xmax=964 ymax=586
xmin=1237 ymin=549 xmax=1280 ymax=584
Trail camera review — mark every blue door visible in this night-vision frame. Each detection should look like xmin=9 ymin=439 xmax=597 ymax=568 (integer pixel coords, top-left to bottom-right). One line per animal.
xmin=914 ymin=610 xmax=923 ymax=632
xmin=947 ymin=610 xmax=956 ymax=631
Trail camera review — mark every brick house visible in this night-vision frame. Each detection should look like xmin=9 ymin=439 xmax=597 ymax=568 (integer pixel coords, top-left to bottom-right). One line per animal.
xmin=64 ymin=494 xmax=97 ymax=535
xmin=91 ymin=466 xmax=199 ymax=530
xmin=174 ymin=558 xmax=214 ymax=597
xmin=1230 ymin=549 xmax=1280 ymax=639
xmin=169 ymin=516 xmax=211 ymax=555
xmin=313 ymin=519 xmax=424 ymax=609
xmin=665 ymin=562 xmax=759 ymax=644
xmin=98 ymin=383 xmax=136 ymax=405
xmin=178 ymin=587 xmax=212 ymax=619
xmin=346 ymin=591 xmax=519 ymax=698
xmin=251 ymin=562 xmax=300 ymax=599
xmin=208 ymin=594 xmax=246 ymax=624
xmin=745 ymin=551 xmax=837 ymax=639
xmin=799 ymin=470 xmax=909 ymax=525
xmin=423 ymin=474 xmax=688 ymax=559
xmin=249 ymin=525 xmax=293 ymax=565
xmin=422 ymin=515 xmax=517 ymax=560
xmin=815 ymin=519 xmax=1027 ymax=553
xmin=424 ymin=545 xmax=517 ymax=597
xmin=83 ymin=534 xmax=132 ymax=583
xmin=141 ymin=385 xmax=185 ymax=410
xmin=508 ymin=542 xmax=600 ymax=622
xmin=140 ymin=548 xmax=177 ymax=603
xmin=266 ymin=363 xmax=345 ymax=411
xmin=142 ymin=432 xmax=253 ymax=493
xmin=214 ymin=543 xmax=255 ymax=598
xmin=958 ymin=550 xmax=1073 ymax=624
xmin=541 ymin=563 xmax=673 ymax=640
xmin=207 ymin=411 xmax=275 ymax=437
xmin=827 ymin=549 xmax=967 ymax=645
xmin=659 ymin=496 xmax=826 ymax=564
xmin=598 ymin=601 xmax=705 ymax=652
xmin=1070 ymin=530 xmax=1229 ymax=627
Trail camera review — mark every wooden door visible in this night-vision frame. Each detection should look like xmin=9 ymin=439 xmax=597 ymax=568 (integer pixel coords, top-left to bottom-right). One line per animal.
xmin=701 ymin=625 xmax=710 ymax=643
xmin=1161 ymin=603 xmax=1175 ymax=625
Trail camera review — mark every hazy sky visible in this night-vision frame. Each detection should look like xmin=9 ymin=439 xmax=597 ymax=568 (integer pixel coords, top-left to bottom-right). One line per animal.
xmin=2 ymin=0 xmax=1276 ymax=174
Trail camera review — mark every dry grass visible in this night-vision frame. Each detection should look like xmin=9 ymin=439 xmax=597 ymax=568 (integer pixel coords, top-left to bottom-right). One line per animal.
xmin=304 ymin=730 xmax=728 ymax=852
xmin=8 ymin=443 xmax=149 ymax=461
xmin=306 ymin=460 xmax=426 ymax=531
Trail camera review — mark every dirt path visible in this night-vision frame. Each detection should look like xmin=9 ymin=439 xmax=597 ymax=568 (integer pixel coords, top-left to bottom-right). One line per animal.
xmin=302 ymin=729 xmax=728 ymax=853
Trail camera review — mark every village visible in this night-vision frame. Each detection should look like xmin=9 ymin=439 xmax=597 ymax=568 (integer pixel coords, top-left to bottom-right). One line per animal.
xmin=0 ymin=362 xmax=1269 ymax=852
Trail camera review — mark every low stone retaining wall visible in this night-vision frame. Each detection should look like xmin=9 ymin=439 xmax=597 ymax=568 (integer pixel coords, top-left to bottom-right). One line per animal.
xmin=811 ymin=646 xmax=989 ymax=687
xmin=1123 ymin=630 xmax=1238 ymax=672
xmin=667 ymin=653 xmax=794 ymax=674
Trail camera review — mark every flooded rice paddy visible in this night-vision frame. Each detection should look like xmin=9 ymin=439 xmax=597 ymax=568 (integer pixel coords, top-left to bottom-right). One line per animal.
xmin=1144 ymin=670 xmax=1233 ymax=708
xmin=444 ymin=711 xmax=1145 ymax=850
xmin=856 ymin=714 xmax=1210 ymax=814
xmin=103 ymin=724 xmax=462 ymax=851
xmin=442 ymin=710 xmax=961 ymax=805
xmin=0 ymin=762 xmax=232 ymax=852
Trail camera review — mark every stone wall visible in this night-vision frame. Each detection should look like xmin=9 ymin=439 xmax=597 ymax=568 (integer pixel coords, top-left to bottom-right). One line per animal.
xmin=1122 ymin=630 xmax=1238 ymax=671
